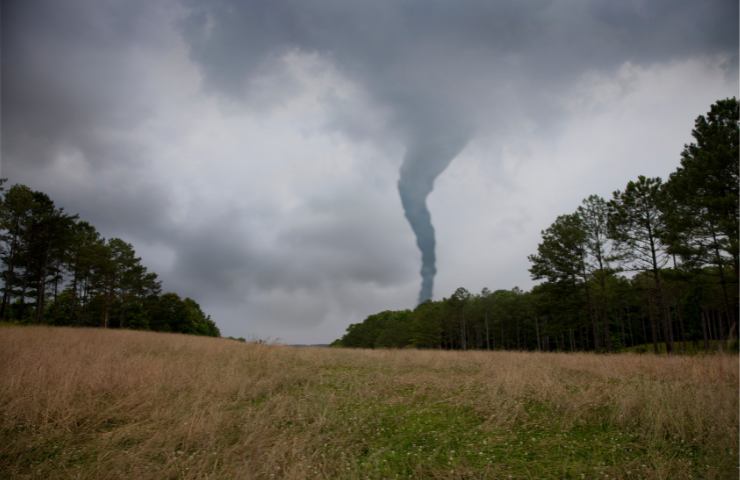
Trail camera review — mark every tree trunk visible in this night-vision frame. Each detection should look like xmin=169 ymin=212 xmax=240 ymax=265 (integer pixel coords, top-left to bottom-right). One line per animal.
xmin=599 ymin=272 xmax=611 ymax=351
xmin=676 ymin=304 xmax=686 ymax=353
xmin=584 ymin=281 xmax=600 ymax=351
xmin=710 ymin=228 xmax=733 ymax=332
xmin=652 ymin=271 xmax=673 ymax=354
xmin=647 ymin=296 xmax=659 ymax=353
xmin=707 ymin=309 xmax=715 ymax=341
xmin=626 ymin=308 xmax=634 ymax=347
xmin=34 ymin=265 xmax=47 ymax=324
xmin=103 ymin=284 xmax=113 ymax=329
xmin=0 ymin=238 xmax=17 ymax=320
xmin=646 ymin=217 xmax=672 ymax=354
xmin=500 ymin=322 xmax=504 ymax=350
xmin=485 ymin=312 xmax=490 ymax=350
xmin=460 ymin=306 xmax=467 ymax=350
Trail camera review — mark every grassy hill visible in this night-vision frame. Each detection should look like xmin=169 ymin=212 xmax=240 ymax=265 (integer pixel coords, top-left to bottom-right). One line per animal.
xmin=1 ymin=326 xmax=737 ymax=479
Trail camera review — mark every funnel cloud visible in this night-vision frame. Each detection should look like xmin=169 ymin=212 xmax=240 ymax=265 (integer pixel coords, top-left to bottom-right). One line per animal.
xmin=399 ymin=128 xmax=469 ymax=303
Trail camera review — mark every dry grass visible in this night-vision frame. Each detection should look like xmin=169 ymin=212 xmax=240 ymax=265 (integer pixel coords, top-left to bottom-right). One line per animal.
xmin=0 ymin=326 xmax=737 ymax=479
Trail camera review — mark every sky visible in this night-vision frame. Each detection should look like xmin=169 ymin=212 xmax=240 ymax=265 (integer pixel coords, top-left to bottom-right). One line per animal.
xmin=2 ymin=0 xmax=738 ymax=343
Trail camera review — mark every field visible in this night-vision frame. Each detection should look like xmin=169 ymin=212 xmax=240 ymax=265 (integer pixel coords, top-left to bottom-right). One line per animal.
xmin=0 ymin=327 xmax=737 ymax=479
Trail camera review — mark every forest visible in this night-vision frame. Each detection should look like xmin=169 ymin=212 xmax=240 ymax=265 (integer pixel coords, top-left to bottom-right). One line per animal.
xmin=0 ymin=182 xmax=220 ymax=337
xmin=334 ymin=98 xmax=739 ymax=354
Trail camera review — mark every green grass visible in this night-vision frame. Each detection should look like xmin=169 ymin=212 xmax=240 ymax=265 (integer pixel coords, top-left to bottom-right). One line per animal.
xmin=325 ymin=400 xmax=642 ymax=479
xmin=281 ymin=364 xmax=733 ymax=479
xmin=309 ymin=388 xmax=671 ymax=479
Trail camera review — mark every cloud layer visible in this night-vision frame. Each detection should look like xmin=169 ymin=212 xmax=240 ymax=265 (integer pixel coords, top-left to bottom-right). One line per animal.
xmin=2 ymin=0 xmax=737 ymax=342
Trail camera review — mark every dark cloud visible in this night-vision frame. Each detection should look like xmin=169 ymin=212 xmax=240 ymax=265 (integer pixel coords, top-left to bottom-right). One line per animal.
xmin=275 ymin=193 xmax=416 ymax=287
xmin=1 ymin=0 xmax=183 ymax=247
xmin=179 ymin=0 xmax=737 ymax=301
xmin=181 ymin=0 xmax=737 ymax=118
xmin=2 ymin=0 xmax=185 ymax=171
xmin=166 ymin=191 xmax=416 ymax=303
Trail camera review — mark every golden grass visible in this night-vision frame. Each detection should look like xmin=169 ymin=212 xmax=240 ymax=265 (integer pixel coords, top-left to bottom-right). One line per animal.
xmin=0 ymin=326 xmax=737 ymax=479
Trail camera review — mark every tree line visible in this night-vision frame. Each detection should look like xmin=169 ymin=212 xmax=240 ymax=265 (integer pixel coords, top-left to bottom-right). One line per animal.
xmin=0 ymin=182 xmax=220 ymax=337
xmin=334 ymin=98 xmax=738 ymax=353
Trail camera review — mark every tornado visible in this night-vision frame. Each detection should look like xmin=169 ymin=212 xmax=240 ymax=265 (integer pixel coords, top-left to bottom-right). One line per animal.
xmin=398 ymin=129 xmax=468 ymax=304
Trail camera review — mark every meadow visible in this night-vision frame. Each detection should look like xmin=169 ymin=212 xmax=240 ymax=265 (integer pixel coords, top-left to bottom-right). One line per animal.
xmin=0 ymin=326 xmax=737 ymax=479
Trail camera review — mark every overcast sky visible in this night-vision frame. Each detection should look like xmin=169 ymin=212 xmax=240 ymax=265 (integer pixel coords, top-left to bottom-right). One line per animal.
xmin=2 ymin=0 xmax=737 ymax=343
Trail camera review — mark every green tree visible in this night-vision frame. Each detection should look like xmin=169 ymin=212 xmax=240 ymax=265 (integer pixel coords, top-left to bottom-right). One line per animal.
xmin=528 ymin=213 xmax=595 ymax=348
xmin=609 ymin=176 xmax=673 ymax=353
xmin=662 ymin=98 xmax=739 ymax=339
xmin=22 ymin=191 xmax=76 ymax=323
xmin=0 ymin=184 xmax=35 ymax=319
xmin=182 ymin=297 xmax=220 ymax=336
xmin=66 ymin=221 xmax=104 ymax=303
xmin=45 ymin=290 xmax=81 ymax=326
xmin=528 ymin=213 xmax=587 ymax=285
xmin=149 ymin=292 xmax=187 ymax=332
xmin=410 ymin=300 xmax=443 ymax=348
xmin=0 ymin=182 xmax=218 ymax=336
xmin=374 ymin=310 xmax=413 ymax=348
xmin=448 ymin=287 xmax=471 ymax=349
xmin=577 ymin=195 xmax=616 ymax=350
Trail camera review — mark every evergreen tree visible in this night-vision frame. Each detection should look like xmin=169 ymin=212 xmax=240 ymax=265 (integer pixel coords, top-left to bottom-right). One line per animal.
xmin=577 ymin=195 xmax=616 ymax=350
xmin=662 ymin=98 xmax=739 ymax=338
xmin=0 ymin=181 xmax=218 ymax=337
xmin=0 ymin=184 xmax=35 ymax=319
xmin=609 ymin=176 xmax=673 ymax=353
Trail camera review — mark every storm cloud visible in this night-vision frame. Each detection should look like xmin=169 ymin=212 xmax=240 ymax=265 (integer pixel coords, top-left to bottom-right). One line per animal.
xmin=2 ymin=0 xmax=737 ymax=342
xmin=179 ymin=0 xmax=737 ymax=303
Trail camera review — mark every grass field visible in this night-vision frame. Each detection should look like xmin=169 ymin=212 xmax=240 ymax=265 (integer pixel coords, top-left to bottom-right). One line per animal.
xmin=1 ymin=326 xmax=737 ymax=479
